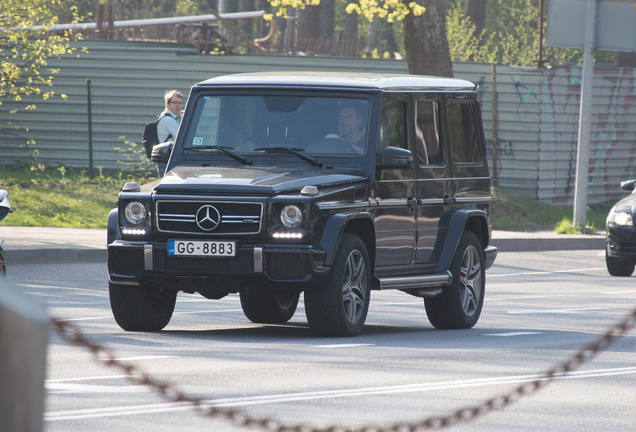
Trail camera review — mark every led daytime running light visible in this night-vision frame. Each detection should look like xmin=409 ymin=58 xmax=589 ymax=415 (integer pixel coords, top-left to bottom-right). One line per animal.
xmin=122 ymin=228 xmax=147 ymax=235
xmin=272 ymin=232 xmax=303 ymax=239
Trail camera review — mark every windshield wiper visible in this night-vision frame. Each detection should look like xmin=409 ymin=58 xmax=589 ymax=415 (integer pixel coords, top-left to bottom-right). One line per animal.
xmin=253 ymin=147 xmax=323 ymax=167
xmin=190 ymin=145 xmax=252 ymax=165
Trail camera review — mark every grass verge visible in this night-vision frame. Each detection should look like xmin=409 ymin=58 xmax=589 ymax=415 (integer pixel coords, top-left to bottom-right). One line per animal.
xmin=491 ymin=186 xmax=612 ymax=233
xmin=0 ymin=165 xmax=614 ymax=232
xmin=0 ymin=164 xmax=156 ymax=228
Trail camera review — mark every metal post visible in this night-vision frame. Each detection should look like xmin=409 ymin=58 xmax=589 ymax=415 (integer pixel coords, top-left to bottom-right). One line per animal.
xmin=572 ymin=0 xmax=597 ymax=229
xmin=538 ymin=0 xmax=546 ymax=68
xmin=87 ymin=79 xmax=94 ymax=179
xmin=491 ymin=63 xmax=498 ymax=187
xmin=0 ymin=277 xmax=49 ymax=432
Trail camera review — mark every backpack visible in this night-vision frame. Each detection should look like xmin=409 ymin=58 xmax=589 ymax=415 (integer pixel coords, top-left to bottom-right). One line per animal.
xmin=142 ymin=113 xmax=170 ymax=159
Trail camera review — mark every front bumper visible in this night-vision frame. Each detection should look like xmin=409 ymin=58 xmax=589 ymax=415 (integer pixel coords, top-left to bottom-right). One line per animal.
xmin=606 ymin=223 xmax=636 ymax=260
xmin=108 ymin=240 xmax=330 ymax=290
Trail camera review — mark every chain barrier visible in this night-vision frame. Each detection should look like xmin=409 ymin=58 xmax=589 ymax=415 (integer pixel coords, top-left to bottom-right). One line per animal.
xmin=51 ymin=306 xmax=636 ymax=431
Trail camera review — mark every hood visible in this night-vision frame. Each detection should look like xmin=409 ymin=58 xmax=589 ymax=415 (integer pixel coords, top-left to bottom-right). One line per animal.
xmin=612 ymin=192 xmax=636 ymax=214
xmin=153 ymin=165 xmax=368 ymax=195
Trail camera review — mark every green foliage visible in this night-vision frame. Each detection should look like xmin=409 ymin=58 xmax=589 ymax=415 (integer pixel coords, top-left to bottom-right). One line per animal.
xmin=0 ymin=163 xmax=157 ymax=228
xmin=445 ymin=6 xmax=496 ymax=63
xmin=114 ymin=136 xmax=156 ymax=175
xmin=0 ymin=0 xmax=82 ymax=118
xmin=490 ymin=186 xmax=610 ymax=233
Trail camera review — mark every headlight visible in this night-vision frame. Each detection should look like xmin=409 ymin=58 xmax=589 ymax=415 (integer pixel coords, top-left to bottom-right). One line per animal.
xmin=611 ymin=211 xmax=633 ymax=226
xmin=125 ymin=201 xmax=147 ymax=225
xmin=280 ymin=205 xmax=302 ymax=228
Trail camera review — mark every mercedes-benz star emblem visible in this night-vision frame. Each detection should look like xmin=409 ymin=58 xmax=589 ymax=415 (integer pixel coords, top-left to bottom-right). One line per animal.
xmin=196 ymin=205 xmax=221 ymax=231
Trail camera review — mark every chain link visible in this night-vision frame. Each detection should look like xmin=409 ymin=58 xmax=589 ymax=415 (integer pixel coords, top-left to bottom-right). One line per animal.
xmin=51 ymin=305 xmax=636 ymax=431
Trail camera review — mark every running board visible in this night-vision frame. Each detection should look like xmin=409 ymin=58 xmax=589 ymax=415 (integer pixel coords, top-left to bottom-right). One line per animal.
xmin=378 ymin=271 xmax=452 ymax=290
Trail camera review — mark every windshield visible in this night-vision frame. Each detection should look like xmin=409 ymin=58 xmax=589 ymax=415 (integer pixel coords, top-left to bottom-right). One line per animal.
xmin=183 ymin=94 xmax=370 ymax=156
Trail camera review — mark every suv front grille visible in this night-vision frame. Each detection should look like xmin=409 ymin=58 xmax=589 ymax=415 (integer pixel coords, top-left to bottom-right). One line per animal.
xmin=156 ymin=200 xmax=262 ymax=235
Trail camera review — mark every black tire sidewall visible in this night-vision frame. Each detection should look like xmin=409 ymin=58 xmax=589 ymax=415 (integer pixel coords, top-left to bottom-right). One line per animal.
xmin=109 ymin=282 xmax=176 ymax=331
xmin=426 ymin=231 xmax=485 ymax=329
xmin=305 ymin=233 xmax=371 ymax=337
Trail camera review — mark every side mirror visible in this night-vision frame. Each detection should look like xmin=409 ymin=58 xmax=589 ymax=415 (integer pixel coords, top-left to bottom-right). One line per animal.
xmin=620 ymin=179 xmax=636 ymax=192
xmin=378 ymin=146 xmax=413 ymax=169
xmin=151 ymin=141 xmax=173 ymax=164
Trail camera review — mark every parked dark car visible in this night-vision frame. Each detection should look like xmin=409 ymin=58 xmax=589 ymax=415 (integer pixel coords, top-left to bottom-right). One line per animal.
xmin=606 ymin=179 xmax=636 ymax=276
xmin=107 ymin=72 xmax=498 ymax=336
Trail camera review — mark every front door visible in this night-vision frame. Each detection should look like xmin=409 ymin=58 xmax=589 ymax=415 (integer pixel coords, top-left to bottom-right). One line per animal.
xmin=373 ymin=96 xmax=417 ymax=268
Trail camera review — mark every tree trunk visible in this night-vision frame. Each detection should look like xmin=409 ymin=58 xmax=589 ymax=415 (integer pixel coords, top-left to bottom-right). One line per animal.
xmin=616 ymin=52 xmax=636 ymax=68
xmin=319 ymin=0 xmax=335 ymax=41
xmin=465 ymin=0 xmax=486 ymax=37
xmin=298 ymin=5 xmax=320 ymax=53
xmin=343 ymin=1 xmax=358 ymax=57
xmin=404 ymin=0 xmax=453 ymax=77
xmin=365 ymin=17 xmax=381 ymax=56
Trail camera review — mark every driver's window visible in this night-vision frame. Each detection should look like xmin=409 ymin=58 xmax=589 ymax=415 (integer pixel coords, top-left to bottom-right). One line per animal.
xmin=377 ymin=99 xmax=406 ymax=163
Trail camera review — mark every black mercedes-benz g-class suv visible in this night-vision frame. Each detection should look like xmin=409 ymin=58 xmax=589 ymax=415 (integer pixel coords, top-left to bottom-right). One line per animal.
xmin=108 ymin=72 xmax=497 ymax=337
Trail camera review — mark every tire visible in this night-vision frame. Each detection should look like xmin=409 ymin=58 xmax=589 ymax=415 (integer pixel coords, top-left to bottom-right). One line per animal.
xmin=304 ymin=233 xmax=371 ymax=337
xmin=239 ymin=289 xmax=300 ymax=324
xmin=109 ymin=281 xmax=177 ymax=331
xmin=425 ymin=231 xmax=485 ymax=329
xmin=606 ymin=249 xmax=635 ymax=277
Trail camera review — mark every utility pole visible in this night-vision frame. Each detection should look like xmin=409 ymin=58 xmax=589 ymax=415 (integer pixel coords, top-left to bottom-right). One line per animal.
xmin=572 ymin=0 xmax=597 ymax=230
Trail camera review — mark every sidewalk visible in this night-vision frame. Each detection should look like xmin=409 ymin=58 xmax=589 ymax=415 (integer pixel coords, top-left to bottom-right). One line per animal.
xmin=0 ymin=226 xmax=606 ymax=265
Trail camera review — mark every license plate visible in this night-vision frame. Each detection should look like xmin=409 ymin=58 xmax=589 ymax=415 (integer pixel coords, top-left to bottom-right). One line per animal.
xmin=168 ymin=240 xmax=236 ymax=257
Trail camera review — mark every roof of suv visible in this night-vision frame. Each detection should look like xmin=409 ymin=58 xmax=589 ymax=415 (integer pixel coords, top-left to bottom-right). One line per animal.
xmin=196 ymin=72 xmax=477 ymax=92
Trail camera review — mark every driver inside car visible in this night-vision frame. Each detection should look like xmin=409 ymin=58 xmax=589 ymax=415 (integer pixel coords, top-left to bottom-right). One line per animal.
xmin=325 ymin=101 xmax=366 ymax=154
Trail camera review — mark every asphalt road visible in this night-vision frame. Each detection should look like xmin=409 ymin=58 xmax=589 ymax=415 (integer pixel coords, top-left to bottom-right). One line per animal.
xmin=7 ymin=250 xmax=636 ymax=432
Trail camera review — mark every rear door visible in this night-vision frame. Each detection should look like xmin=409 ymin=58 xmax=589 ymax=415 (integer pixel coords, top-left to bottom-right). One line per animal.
xmin=412 ymin=96 xmax=451 ymax=264
xmin=445 ymin=97 xmax=491 ymax=216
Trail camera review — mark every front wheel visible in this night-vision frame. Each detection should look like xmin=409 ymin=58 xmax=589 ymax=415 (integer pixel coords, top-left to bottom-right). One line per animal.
xmin=425 ymin=231 xmax=485 ymax=329
xmin=606 ymin=249 xmax=635 ymax=276
xmin=239 ymin=289 xmax=300 ymax=324
xmin=304 ymin=233 xmax=371 ymax=337
xmin=109 ymin=281 xmax=177 ymax=331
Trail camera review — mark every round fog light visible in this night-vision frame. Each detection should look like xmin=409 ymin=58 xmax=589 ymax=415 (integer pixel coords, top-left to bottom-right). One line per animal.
xmin=125 ymin=201 xmax=147 ymax=225
xmin=281 ymin=205 xmax=302 ymax=228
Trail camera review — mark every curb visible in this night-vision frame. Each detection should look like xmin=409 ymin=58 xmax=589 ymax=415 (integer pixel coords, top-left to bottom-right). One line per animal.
xmin=4 ymin=249 xmax=107 ymax=266
xmin=3 ymin=235 xmax=606 ymax=266
xmin=490 ymin=237 xmax=605 ymax=253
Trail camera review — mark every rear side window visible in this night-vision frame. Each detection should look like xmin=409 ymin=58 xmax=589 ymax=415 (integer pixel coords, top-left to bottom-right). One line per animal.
xmin=415 ymin=100 xmax=443 ymax=165
xmin=446 ymin=101 xmax=482 ymax=164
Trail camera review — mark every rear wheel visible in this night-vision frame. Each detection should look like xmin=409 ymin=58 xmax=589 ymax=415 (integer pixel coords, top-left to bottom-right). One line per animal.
xmin=425 ymin=231 xmax=485 ymax=329
xmin=239 ymin=289 xmax=300 ymax=324
xmin=304 ymin=233 xmax=371 ymax=337
xmin=109 ymin=281 xmax=177 ymax=331
xmin=606 ymin=249 xmax=635 ymax=276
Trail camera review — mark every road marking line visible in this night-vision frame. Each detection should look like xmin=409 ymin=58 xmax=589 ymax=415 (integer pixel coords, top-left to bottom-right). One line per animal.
xmin=488 ymin=267 xmax=605 ymax=278
xmin=46 ymin=375 xmax=129 ymax=383
xmin=508 ymin=307 xmax=615 ymax=314
xmin=111 ymin=355 xmax=176 ymax=361
xmin=310 ymin=343 xmax=376 ymax=348
xmin=59 ymin=316 xmax=114 ymax=322
xmin=605 ymin=290 xmax=636 ymax=294
xmin=44 ymin=366 xmax=636 ymax=421
xmin=482 ymin=332 xmax=542 ymax=337
xmin=46 ymin=383 xmax=148 ymax=393
xmin=173 ymin=309 xmax=243 ymax=315
xmin=485 ymin=295 xmax=551 ymax=302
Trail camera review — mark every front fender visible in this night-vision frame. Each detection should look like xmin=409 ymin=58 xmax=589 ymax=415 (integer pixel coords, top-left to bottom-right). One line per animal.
xmin=435 ymin=208 xmax=489 ymax=273
xmin=107 ymin=208 xmax=120 ymax=246
xmin=318 ymin=211 xmax=373 ymax=266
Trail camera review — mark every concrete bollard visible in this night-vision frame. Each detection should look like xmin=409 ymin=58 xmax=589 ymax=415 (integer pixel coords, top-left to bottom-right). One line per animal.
xmin=0 ymin=277 xmax=49 ymax=432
